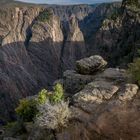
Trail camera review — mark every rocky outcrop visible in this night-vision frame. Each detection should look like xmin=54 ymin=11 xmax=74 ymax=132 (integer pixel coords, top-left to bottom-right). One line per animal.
xmin=117 ymin=84 xmax=139 ymax=101
xmin=63 ymin=56 xmax=107 ymax=94
xmin=27 ymin=12 xmax=64 ymax=86
xmin=56 ymin=55 xmax=140 ymax=140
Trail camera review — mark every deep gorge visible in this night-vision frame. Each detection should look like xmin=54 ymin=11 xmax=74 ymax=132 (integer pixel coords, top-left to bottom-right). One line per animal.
xmin=0 ymin=0 xmax=140 ymax=125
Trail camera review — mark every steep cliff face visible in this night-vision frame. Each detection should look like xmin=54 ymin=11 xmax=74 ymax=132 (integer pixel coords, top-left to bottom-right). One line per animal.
xmin=28 ymin=11 xmax=64 ymax=86
xmin=0 ymin=6 xmax=42 ymax=121
xmin=61 ymin=15 xmax=86 ymax=71
xmin=91 ymin=0 xmax=140 ymax=67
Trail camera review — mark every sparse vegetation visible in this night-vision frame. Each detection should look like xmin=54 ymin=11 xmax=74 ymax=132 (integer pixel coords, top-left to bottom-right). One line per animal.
xmin=36 ymin=83 xmax=71 ymax=130
xmin=108 ymin=8 xmax=122 ymax=20
xmin=50 ymin=83 xmax=64 ymax=103
xmin=15 ymin=98 xmax=38 ymax=122
xmin=126 ymin=0 xmax=139 ymax=6
xmin=38 ymin=89 xmax=48 ymax=104
xmin=36 ymin=101 xmax=71 ymax=130
xmin=37 ymin=9 xmax=52 ymax=22
xmin=15 ymin=83 xmax=70 ymax=131
xmin=128 ymin=58 xmax=140 ymax=86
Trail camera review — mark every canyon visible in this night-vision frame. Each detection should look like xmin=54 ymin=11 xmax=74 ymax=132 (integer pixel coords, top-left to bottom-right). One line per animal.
xmin=0 ymin=0 xmax=140 ymax=126
xmin=0 ymin=1 xmax=122 ymax=121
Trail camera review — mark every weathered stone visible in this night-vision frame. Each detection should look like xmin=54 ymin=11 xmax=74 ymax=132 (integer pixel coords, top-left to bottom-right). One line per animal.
xmin=28 ymin=127 xmax=54 ymax=140
xmin=74 ymin=80 xmax=119 ymax=104
xmin=117 ymin=84 xmax=139 ymax=101
xmin=76 ymin=55 xmax=107 ymax=75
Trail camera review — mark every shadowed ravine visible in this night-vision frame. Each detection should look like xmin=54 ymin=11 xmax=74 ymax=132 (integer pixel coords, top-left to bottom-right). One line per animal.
xmin=0 ymin=40 xmax=87 ymax=122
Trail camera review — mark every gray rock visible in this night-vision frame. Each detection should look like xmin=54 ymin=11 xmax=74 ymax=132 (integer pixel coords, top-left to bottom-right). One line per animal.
xmin=74 ymin=80 xmax=119 ymax=105
xmin=96 ymin=68 xmax=127 ymax=82
xmin=76 ymin=55 xmax=107 ymax=75
xmin=117 ymin=84 xmax=139 ymax=101
xmin=63 ymin=70 xmax=95 ymax=94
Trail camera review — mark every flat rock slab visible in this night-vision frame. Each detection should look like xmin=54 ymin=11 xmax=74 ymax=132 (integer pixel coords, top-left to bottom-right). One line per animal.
xmin=74 ymin=80 xmax=119 ymax=104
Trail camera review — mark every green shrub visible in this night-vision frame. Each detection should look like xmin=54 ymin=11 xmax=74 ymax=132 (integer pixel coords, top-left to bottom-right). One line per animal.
xmin=128 ymin=58 xmax=140 ymax=86
xmin=4 ymin=122 xmax=17 ymax=129
xmin=37 ymin=9 xmax=52 ymax=22
xmin=35 ymin=83 xmax=70 ymax=131
xmin=50 ymin=83 xmax=64 ymax=103
xmin=15 ymin=83 xmax=64 ymax=123
xmin=38 ymin=89 xmax=48 ymax=104
xmin=15 ymin=99 xmax=38 ymax=122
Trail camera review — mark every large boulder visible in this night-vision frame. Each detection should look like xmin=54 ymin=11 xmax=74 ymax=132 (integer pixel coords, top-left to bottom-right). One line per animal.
xmin=76 ymin=55 xmax=107 ymax=75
